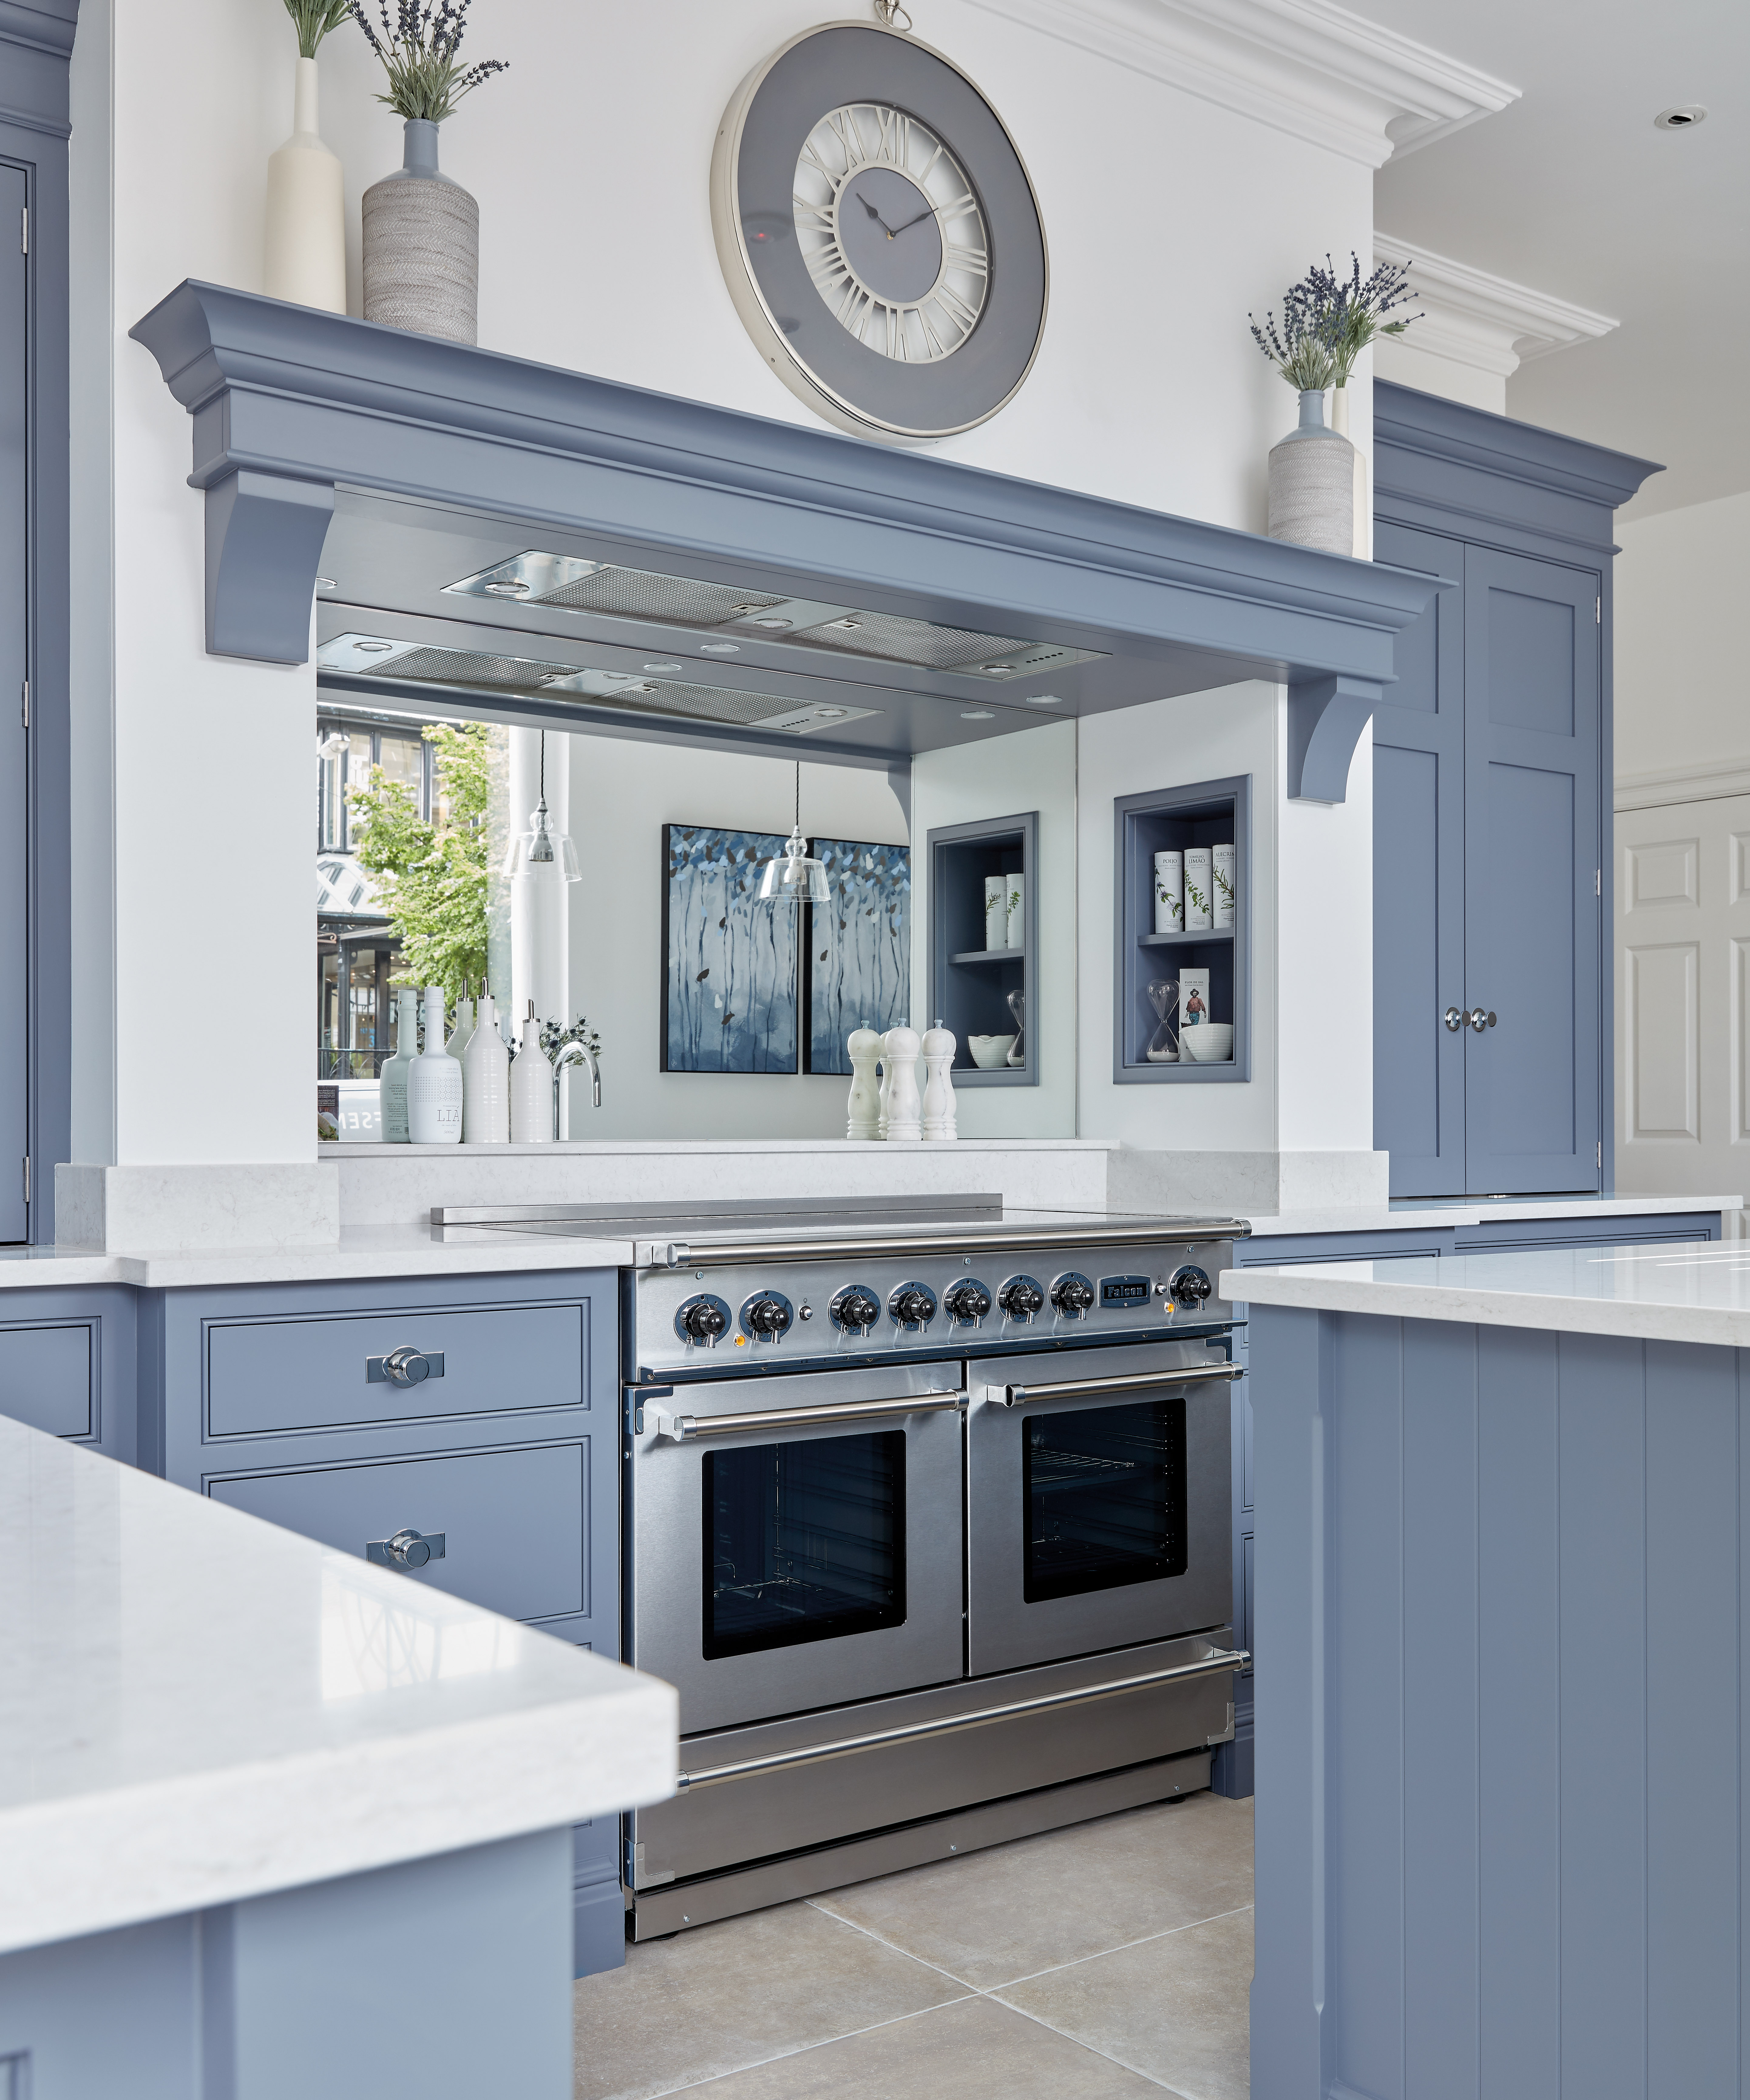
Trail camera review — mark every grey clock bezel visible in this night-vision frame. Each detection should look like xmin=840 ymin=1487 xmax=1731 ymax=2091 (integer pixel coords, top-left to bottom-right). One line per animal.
xmin=711 ymin=21 xmax=1050 ymax=445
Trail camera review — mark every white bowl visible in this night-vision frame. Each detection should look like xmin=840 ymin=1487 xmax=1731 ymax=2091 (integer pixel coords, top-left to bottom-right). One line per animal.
xmin=968 ymin=1034 xmax=1018 ymax=1070
xmin=1181 ymin=1023 xmax=1234 ymax=1063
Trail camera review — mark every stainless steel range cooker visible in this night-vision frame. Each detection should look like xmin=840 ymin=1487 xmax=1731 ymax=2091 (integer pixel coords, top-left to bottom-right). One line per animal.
xmin=435 ymin=1194 xmax=1249 ymax=1938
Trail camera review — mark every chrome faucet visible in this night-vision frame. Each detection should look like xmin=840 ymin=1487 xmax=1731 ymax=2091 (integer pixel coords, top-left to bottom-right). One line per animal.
xmin=552 ymin=1039 xmax=601 ymax=1139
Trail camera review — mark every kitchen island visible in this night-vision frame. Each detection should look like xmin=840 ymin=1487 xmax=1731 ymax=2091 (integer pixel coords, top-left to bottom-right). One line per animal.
xmin=0 ymin=1415 xmax=676 ymax=2099
xmin=1226 ymin=1241 xmax=1750 ymax=2100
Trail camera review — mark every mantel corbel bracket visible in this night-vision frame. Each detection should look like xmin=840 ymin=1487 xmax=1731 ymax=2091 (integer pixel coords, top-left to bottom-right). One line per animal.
xmin=203 ymin=468 xmax=335 ymax=664
xmin=1286 ymin=673 xmax=1382 ymax=804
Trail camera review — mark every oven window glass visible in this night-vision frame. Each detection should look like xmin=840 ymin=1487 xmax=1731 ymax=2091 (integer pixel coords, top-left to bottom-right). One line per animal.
xmin=1023 ymin=1396 xmax=1187 ymax=1604
xmin=703 ymin=1429 xmax=906 ymax=1660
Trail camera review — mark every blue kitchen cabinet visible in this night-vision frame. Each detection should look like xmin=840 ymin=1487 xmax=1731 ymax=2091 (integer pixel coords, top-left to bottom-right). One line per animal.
xmin=1212 ymin=1209 xmax=1724 ymax=1798
xmin=142 ymin=1267 xmax=625 ymax=1976
xmin=1372 ymin=383 xmax=1660 ymax=1200
xmin=0 ymin=1286 xmax=137 ymax=1461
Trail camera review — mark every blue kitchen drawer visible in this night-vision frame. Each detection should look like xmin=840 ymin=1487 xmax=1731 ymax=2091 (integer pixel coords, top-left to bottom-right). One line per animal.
xmin=207 ymin=1440 xmax=588 ymax=1625
xmin=205 ymin=1299 xmax=588 ymax=1438
xmin=0 ymin=1321 xmax=92 ymax=1437
xmin=0 ymin=1288 xmax=137 ymax=1461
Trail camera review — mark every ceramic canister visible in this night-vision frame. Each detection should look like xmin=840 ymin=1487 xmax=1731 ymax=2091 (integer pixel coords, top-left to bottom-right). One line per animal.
xmin=984 ymin=876 xmax=1006 ymax=952
xmin=1005 ymin=879 xmax=1024 ymax=951
xmin=1184 ymin=847 xmax=1214 ymax=932
xmin=1153 ymin=850 xmax=1184 ymax=935
xmin=1213 ymin=843 xmax=1237 ymax=931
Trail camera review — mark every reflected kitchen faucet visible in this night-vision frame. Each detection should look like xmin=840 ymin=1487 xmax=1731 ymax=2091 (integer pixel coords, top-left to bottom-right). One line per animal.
xmin=553 ymin=1039 xmax=601 ymax=1139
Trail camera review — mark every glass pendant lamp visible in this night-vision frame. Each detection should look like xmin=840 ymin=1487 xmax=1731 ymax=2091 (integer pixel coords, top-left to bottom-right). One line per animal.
xmin=502 ymin=732 xmax=581 ymax=882
xmin=757 ymin=763 xmax=831 ymax=906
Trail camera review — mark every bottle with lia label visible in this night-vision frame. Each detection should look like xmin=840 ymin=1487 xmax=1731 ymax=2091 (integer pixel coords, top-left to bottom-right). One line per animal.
xmin=406 ymin=985 xmax=463 ymax=1144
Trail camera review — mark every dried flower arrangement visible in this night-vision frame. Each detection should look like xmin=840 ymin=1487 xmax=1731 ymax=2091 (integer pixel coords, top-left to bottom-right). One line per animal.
xmin=280 ymin=0 xmax=352 ymax=58
xmin=347 ymin=0 xmax=507 ymax=122
xmin=1250 ymin=251 xmax=1420 ymax=389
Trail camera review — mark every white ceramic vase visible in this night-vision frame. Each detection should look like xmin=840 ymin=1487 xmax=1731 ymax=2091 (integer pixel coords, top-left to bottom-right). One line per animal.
xmin=405 ymin=985 xmax=463 ymax=1143
xmin=1267 ymin=389 xmax=1357 ymax=555
xmin=846 ymin=1028 xmax=882 ymax=1140
xmin=378 ymin=994 xmax=413 ymax=1142
xmin=510 ymin=1002 xmax=551 ymax=1143
xmin=462 ymin=990 xmax=510 ymax=1143
xmin=362 ymin=119 xmax=480 ymax=344
xmin=1329 ymin=385 xmax=1370 ymax=559
xmin=264 ymin=58 xmax=346 ymax=313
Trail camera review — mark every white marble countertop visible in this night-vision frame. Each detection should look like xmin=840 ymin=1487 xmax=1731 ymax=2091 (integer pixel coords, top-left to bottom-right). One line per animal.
xmin=0 ymin=1418 xmax=677 ymax=1954
xmin=1221 ymin=1241 xmax=1750 ymax=1347
xmin=1234 ymin=1193 xmax=1738 ymax=1237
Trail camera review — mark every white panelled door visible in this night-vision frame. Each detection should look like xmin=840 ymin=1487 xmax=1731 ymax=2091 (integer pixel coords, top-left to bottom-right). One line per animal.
xmin=1616 ymin=794 xmax=1750 ymax=1206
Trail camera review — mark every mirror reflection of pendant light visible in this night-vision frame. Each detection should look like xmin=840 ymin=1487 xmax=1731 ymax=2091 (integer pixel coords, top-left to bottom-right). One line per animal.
xmin=757 ymin=762 xmax=831 ymax=905
xmin=502 ymin=731 xmax=581 ymax=882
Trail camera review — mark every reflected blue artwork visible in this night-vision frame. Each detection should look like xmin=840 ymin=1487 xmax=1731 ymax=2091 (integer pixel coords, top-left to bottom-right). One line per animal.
xmin=805 ymin=839 xmax=911 ymax=1075
xmin=663 ymin=826 xmax=799 ymax=1073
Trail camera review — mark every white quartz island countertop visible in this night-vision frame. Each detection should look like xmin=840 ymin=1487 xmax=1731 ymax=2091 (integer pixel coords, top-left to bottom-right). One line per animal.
xmin=0 ymin=1417 xmax=677 ymax=1956
xmin=1222 ymin=1240 xmax=1750 ymax=1349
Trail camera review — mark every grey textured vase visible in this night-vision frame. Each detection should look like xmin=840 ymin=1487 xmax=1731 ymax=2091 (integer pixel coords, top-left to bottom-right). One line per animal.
xmin=1267 ymin=388 xmax=1356 ymax=555
xmin=362 ymin=119 xmax=478 ymax=344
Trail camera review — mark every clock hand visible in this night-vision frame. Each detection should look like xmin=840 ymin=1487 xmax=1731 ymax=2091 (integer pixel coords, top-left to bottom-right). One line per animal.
xmin=890 ymin=204 xmax=939 ymax=235
xmin=853 ymin=190 xmax=899 ymax=236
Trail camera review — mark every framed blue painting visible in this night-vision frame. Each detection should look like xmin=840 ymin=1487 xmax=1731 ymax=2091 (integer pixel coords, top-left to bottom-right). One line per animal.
xmin=662 ymin=826 xmax=799 ymax=1073
xmin=805 ymin=839 xmax=911 ymax=1075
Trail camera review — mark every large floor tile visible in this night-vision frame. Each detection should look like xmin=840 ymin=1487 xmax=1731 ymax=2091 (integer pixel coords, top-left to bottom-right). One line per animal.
xmin=995 ymin=1907 xmax=1254 ymax=2100
xmin=677 ymin=1993 xmax=1170 ymax=2099
xmin=811 ymin=1791 xmax=1254 ymax=1989
xmin=573 ymin=1900 xmax=967 ymax=2100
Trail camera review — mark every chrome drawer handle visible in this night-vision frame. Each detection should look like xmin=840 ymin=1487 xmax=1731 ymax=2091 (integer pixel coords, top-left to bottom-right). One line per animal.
xmin=366 ymin=1527 xmax=446 ymax=1570
xmin=991 ymin=1363 xmax=1243 ymax=1407
xmin=649 ymin=1390 xmax=965 ymax=1441
xmin=367 ymin=1346 xmax=446 ymax=1388
xmin=675 ymin=1648 xmax=1251 ymax=1790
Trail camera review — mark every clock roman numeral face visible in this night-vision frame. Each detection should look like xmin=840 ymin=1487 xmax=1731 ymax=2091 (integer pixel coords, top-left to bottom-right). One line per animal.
xmin=792 ymin=102 xmax=989 ymax=363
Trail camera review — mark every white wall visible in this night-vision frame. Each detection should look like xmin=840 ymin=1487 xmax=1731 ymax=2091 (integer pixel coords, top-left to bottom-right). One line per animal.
xmin=1374 ymin=335 xmax=1506 ymax=416
xmin=68 ymin=0 xmax=1376 ymax=1176
xmin=566 ymin=738 xmax=905 ymax=1140
xmin=910 ymin=718 xmax=1076 ymax=1138
xmin=1614 ymin=490 xmax=1750 ymax=788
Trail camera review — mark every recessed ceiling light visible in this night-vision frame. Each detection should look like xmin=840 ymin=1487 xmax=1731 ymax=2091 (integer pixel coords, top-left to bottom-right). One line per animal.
xmin=978 ymin=663 xmax=1016 ymax=675
xmin=1024 ymin=694 xmax=1064 ymax=705
xmin=1654 ymin=104 xmax=1706 ymax=129
xmin=750 ymin=617 xmax=794 ymax=629
xmin=701 ymin=642 xmax=740 ymax=653
xmin=814 ymin=706 xmax=848 ymax=717
xmin=643 ymin=663 xmax=684 ymax=673
xmin=315 ymin=576 xmax=337 ymax=591
xmin=961 ymin=709 xmax=995 ymax=719
xmin=484 ymin=578 xmax=531 ymax=596
xmin=354 ymin=640 xmax=394 ymax=653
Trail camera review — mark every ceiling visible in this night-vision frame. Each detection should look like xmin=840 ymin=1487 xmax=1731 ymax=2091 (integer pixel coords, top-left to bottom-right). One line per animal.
xmin=1368 ymin=0 xmax=1745 ymax=519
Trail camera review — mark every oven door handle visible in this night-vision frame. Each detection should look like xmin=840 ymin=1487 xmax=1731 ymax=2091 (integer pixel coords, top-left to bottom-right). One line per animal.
xmin=674 ymin=1648 xmax=1251 ymax=1790
xmin=987 ymin=1363 xmax=1244 ymax=1408
xmin=648 ymin=1390 xmax=966 ymax=1442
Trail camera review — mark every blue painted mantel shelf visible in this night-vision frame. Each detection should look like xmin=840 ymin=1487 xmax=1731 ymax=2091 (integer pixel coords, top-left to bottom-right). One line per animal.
xmin=129 ymin=281 xmax=1445 ymax=801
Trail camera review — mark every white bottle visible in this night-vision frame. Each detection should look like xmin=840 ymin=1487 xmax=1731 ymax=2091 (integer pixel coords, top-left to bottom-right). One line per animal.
xmin=1153 ymin=850 xmax=1184 ymax=935
xmin=1213 ymin=842 xmax=1238 ymax=930
xmin=378 ymin=994 xmax=413 ymax=1143
xmin=846 ymin=1028 xmax=882 ymax=1140
xmin=406 ymin=986 xmax=463 ymax=1144
xmin=449 ymin=984 xmax=476 ymax=1070
xmin=263 ymin=57 xmax=346 ymax=314
xmin=984 ymin=876 xmax=1006 ymax=952
xmin=1184 ymin=846 xmax=1214 ymax=932
xmin=463 ymin=988 xmax=510 ymax=1143
xmin=511 ymin=1001 xmax=552 ymax=1144
xmin=883 ymin=1026 xmax=922 ymax=1141
xmin=921 ymin=1025 xmax=958 ymax=1141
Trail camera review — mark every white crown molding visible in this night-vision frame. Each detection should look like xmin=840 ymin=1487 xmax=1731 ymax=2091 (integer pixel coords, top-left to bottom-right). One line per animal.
xmin=1375 ymin=234 xmax=1619 ymax=379
xmin=1615 ymin=756 xmax=1750 ymax=813
xmin=961 ymin=0 xmax=1519 ymax=168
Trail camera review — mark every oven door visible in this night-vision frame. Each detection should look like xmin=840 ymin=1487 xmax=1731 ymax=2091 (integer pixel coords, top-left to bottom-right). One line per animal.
xmin=965 ymin=1338 xmax=1235 ymax=1678
xmin=627 ymin=1360 xmax=967 ymax=1736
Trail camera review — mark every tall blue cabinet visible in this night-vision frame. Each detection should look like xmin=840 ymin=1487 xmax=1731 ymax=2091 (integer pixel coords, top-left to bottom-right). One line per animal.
xmin=1371 ymin=384 xmax=1660 ymax=1199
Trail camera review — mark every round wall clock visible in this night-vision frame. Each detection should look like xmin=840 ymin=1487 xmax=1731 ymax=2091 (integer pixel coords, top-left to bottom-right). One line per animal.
xmin=710 ymin=16 xmax=1049 ymax=444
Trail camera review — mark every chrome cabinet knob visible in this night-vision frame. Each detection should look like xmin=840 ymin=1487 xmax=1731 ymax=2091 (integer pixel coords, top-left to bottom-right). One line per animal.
xmin=1444 ymin=1007 xmax=1463 ymax=1033
xmin=367 ymin=1527 xmax=446 ymax=1570
xmin=367 ymin=1345 xmax=446 ymax=1388
xmin=1466 ymin=1007 xmax=1497 ymax=1033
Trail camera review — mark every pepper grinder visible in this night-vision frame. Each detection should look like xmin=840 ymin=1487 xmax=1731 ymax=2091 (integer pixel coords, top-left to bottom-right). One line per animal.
xmin=846 ymin=1028 xmax=882 ymax=1140
xmin=883 ymin=1025 xmax=922 ymax=1141
xmin=921 ymin=1023 xmax=957 ymax=1141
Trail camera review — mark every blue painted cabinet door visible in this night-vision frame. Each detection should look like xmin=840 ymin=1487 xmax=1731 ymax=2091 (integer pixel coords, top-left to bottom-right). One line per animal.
xmin=1462 ymin=546 xmax=1602 ymax=1193
xmin=1373 ymin=522 xmax=1466 ymax=1198
xmin=0 ymin=167 xmax=25 ymax=1243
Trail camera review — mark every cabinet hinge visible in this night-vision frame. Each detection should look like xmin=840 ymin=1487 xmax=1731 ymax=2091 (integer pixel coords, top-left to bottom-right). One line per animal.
xmin=19 ymin=680 xmax=26 ymax=729
xmin=21 ymin=1156 xmax=29 ymax=1204
xmin=1596 ymin=598 xmax=1601 ymax=624
xmin=18 ymin=206 xmax=25 ymax=256
xmin=1597 ymin=1140 xmax=1602 ymax=1171
xmin=1596 ymin=867 xmax=1601 ymax=897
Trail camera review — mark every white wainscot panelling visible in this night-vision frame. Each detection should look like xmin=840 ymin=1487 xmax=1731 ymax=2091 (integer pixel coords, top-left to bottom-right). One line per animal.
xmin=1614 ymin=795 xmax=1750 ymax=1198
xmin=1626 ymin=836 xmax=1700 ymax=911
xmin=1625 ymin=941 xmax=1699 ymax=1141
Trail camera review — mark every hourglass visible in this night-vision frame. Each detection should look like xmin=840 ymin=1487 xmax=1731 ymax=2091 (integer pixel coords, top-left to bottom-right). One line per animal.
xmin=1146 ymin=979 xmax=1179 ymax=1062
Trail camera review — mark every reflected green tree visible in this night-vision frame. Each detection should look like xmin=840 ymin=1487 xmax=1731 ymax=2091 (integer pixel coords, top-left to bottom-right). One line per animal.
xmin=347 ymin=721 xmax=491 ymax=1001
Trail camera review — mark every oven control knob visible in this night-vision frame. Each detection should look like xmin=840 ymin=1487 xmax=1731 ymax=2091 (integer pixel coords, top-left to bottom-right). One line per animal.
xmin=944 ymin=1280 xmax=992 ymax=1324
xmin=1051 ymin=1272 xmax=1096 ymax=1317
xmin=832 ymin=1287 xmax=881 ymax=1332
xmin=679 ymin=1297 xmax=727 ymax=1343
xmin=889 ymin=1284 xmax=938 ymax=1328
xmin=1169 ymin=1264 xmax=1214 ymax=1310
xmin=743 ymin=1293 xmax=793 ymax=1337
xmin=998 ymin=1276 xmax=1044 ymax=1320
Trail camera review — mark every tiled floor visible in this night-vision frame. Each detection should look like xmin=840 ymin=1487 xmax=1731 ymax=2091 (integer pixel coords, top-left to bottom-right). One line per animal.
xmin=574 ymin=1790 xmax=1253 ymax=2100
